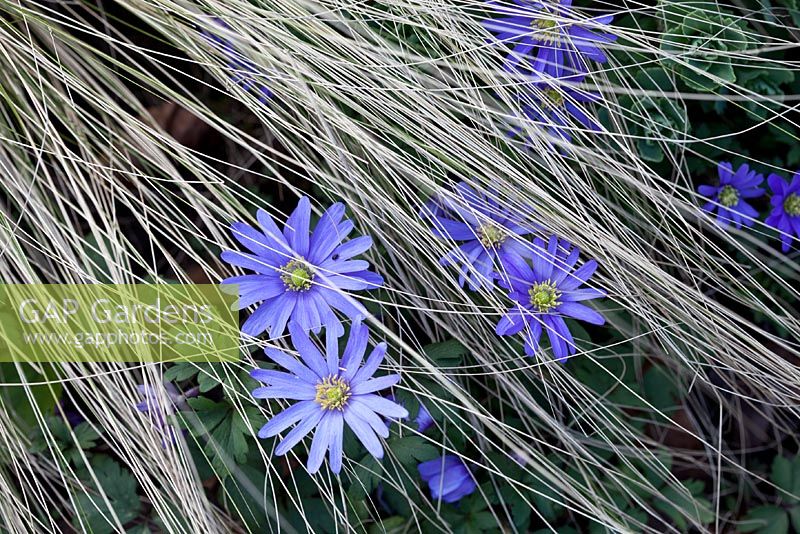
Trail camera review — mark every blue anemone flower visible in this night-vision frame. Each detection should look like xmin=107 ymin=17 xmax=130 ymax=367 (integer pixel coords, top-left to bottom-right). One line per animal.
xmin=422 ymin=181 xmax=536 ymax=290
xmin=496 ymin=236 xmax=605 ymax=361
xmin=698 ymin=162 xmax=764 ymax=229
xmin=220 ymin=197 xmax=383 ymax=339
xmin=482 ymin=0 xmax=616 ymax=80
xmin=251 ymin=319 xmax=408 ymax=474
xmin=201 ymin=18 xmax=273 ymax=102
xmin=766 ymin=171 xmax=800 ymax=252
xmin=512 ymin=82 xmax=600 ymax=144
xmin=418 ymin=455 xmax=477 ymax=503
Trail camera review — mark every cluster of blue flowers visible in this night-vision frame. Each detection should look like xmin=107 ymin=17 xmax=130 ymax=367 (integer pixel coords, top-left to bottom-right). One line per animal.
xmin=482 ymin=0 xmax=616 ymax=143
xmin=221 ymin=198 xmax=410 ymax=475
xmin=423 ymin=181 xmax=606 ymax=362
xmin=698 ymin=162 xmax=800 ymax=252
xmin=221 ymin=199 xmax=479 ymax=502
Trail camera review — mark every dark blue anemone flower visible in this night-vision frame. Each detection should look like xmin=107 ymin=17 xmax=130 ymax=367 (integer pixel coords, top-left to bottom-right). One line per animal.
xmin=421 ymin=182 xmax=537 ymax=290
xmin=496 ymin=236 xmax=605 ymax=362
xmin=482 ymin=0 xmax=616 ymax=80
xmin=418 ymin=455 xmax=477 ymax=503
xmin=201 ymin=18 xmax=273 ymax=102
xmin=220 ymin=197 xmax=383 ymax=338
xmin=698 ymin=162 xmax=764 ymax=229
xmin=766 ymin=171 xmax=800 ymax=252
xmin=251 ymin=319 xmax=408 ymax=474
xmin=511 ymin=82 xmax=600 ymax=144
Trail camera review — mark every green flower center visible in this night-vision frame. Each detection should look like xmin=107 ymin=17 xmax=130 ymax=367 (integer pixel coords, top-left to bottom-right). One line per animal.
xmin=542 ymin=89 xmax=565 ymax=109
xmin=477 ymin=224 xmax=507 ymax=248
xmin=717 ymin=185 xmax=739 ymax=208
xmin=531 ymin=18 xmax=560 ymax=43
xmin=529 ymin=281 xmax=561 ymax=313
xmin=280 ymin=259 xmax=314 ymax=291
xmin=785 ymin=193 xmax=800 ymax=217
xmin=315 ymin=376 xmax=351 ymax=411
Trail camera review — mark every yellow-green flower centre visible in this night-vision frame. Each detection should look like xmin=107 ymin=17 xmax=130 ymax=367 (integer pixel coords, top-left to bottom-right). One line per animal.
xmin=477 ymin=224 xmax=507 ymax=248
xmin=315 ymin=376 xmax=351 ymax=411
xmin=280 ymin=259 xmax=314 ymax=291
xmin=784 ymin=193 xmax=800 ymax=216
xmin=717 ymin=185 xmax=739 ymax=208
xmin=531 ymin=18 xmax=560 ymax=43
xmin=529 ymin=281 xmax=561 ymax=313
xmin=542 ymin=89 xmax=565 ymax=109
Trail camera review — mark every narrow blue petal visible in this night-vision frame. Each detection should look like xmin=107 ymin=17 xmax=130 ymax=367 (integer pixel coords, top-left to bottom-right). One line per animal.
xmin=220 ymin=250 xmax=277 ymax=275
xmin=340 ymin=318 xmax=368 ymax=381
xmin=266 ymin=293 xmax=297 ymax=339
xmin=348 ymin=398 xmax=390 ymax=438
xmin=543 ymin=315 xmax=568 ymax=361
xmin=332 ymin=235 xmax=373 ymax=261
xmin=317 ymin=287 xmax=367 ymax=319
xmin=288 ymin=322 xmax=329 ymax=377
xmin=523 ymin=319 xmax=543 ymax=356
xmin=274 ymin=408 xmax=324 ymax=456
xmin=325 ymin=327 xmax=339 ymax=376
xmin=306 ymin=413 xmax=333 ymax=474
xmin=560 ymin=288 xmax=605 ymax=302
xmin=250 ymin=369 xmax=305 ymax=385
xmin=252 ymin=383 xmax=316 ymax=400
xmin=257 ymin=400 xmax=318 ymax=438
xmin=496 ymin=308 xmax=526 ymax=336
xmin=284 ymin=197 xmax=311 ymax=257
xmin=351 ymin=343 xmax=387 ymax=385
xmin=256 ymin=208 xmax=291 ymax=252
xmin=558 ymin=302 xmax=605 ymax=325
xmin=559 ymin=260 xmax=597 ymax=291
xmin=351 ymin=374 xmax=400 ymax=395
xmin=343 ymin=409 xmax=383 ymax=458
xmin=308 ymin=203 xmax=347 ymax=264
xmin=355 ymin=394 xmax=408 ymax=419
xmin=263 ymin=348 xmax=321 ymax=382
xmin=768 ymin=174 xmax=787 ymax=195
xmin=320 ymin=259 xmax=370 ymax=274
xmin=430 ymin=218 xmax=477 ymax=241
xmin=328 ymin=411 xmax=344 ymax=473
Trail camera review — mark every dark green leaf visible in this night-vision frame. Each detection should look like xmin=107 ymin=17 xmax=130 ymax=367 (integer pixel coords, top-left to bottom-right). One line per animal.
xmin=740 ymin=506 xmax=789 ymax=534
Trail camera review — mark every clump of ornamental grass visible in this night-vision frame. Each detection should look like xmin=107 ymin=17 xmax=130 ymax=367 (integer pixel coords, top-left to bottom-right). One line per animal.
xmin=0 ymin=1 xmax=798 ymax=533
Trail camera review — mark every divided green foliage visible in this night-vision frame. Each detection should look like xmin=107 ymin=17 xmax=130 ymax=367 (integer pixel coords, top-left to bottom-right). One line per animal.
xmin=181 ymin=396 xmax=260 ymax=476
xmin=73 ymin=455 xmax=141 ymax=533
xmin=30 ymin=418 xmax=101 ymax=467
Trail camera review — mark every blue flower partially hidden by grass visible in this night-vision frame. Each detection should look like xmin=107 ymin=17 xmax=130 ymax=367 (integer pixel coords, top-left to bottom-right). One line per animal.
xmin=698 ymin=162 xmax=764 ymax=229
xmin=220 ymin=197 xmax=383 ymax=338
xmin=135 ymin=382 xmax=198 ymax=446
xmin=422 ymin=181 xmax=536 ymax=290
xmin=496 ymin=236 xmax=605 ymax=361
xmin=766 ymin=171 xmax=800 ymax=252
xmin=418 ymin=455 xmax=477 ymax=503
xmin=511 ymin=82 xmax=600 ymax=144
xmin=201 ymin=18 xmax=273 ymax=102
xmin=386 ymin=394 xmax=434 ymax=432
xmin=482 ymin=0 xmax=616 ymax=80
xmin=251 ymin=319 xmax=408 ymax=474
